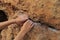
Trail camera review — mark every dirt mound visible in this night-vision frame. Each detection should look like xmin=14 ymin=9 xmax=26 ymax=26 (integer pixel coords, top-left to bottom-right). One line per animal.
xmin=0 ymin=0 xmax=60 ymax=40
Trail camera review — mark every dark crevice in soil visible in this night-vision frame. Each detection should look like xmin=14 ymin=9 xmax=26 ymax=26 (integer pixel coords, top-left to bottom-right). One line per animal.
xmin=0 ymin=10 xmax=8 ymax=22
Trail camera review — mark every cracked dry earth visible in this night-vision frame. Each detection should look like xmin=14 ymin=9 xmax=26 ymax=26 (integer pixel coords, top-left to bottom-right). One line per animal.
xmin=0 ymin=0 xmax=60 ymax=40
